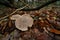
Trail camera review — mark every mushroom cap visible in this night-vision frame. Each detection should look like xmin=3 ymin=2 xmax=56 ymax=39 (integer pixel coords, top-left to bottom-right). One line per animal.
xmin=10 ymin=14 xmax=33 ymax=31
xmin=10 ymin=14 xmax=21 ymax=20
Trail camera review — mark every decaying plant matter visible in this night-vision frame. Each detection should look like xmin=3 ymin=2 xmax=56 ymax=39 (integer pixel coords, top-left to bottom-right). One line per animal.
xmin=0 ymin=7 xmax=60 ymax=40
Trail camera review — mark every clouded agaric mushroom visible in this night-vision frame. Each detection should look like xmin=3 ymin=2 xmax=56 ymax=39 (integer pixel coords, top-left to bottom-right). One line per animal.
xmin=10 ymin=14 xmax=33 ymax=31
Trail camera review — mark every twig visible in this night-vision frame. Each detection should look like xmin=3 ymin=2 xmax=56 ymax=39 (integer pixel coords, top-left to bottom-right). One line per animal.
xmin=0 ymin=5 xmax=28 ymax=22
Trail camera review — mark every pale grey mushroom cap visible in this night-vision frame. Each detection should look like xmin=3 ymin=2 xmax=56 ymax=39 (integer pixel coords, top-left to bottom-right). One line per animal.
xmin=10 ymin=14 xmax=21 ymax=20
xmin=10 ymin=14 xmax=33 ymax=31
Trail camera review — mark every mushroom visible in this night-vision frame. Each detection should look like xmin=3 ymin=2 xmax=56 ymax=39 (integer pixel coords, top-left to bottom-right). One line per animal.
xmin=10 ymin=14 xmax=33 ymax=31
